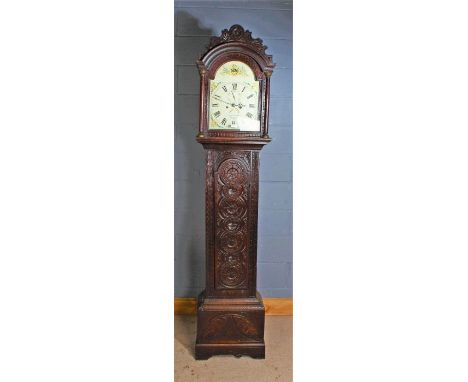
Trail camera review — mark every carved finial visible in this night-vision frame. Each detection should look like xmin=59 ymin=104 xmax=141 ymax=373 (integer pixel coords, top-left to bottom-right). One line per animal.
xmin=202 ymin=24 xmax=274 ymax=67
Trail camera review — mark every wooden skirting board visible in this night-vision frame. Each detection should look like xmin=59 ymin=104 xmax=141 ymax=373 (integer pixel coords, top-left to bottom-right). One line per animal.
xmin=175 ymin=297 xmax=293 ymax=316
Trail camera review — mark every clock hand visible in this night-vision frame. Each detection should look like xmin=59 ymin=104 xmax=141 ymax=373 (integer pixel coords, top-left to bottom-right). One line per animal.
xmin=215 ymin=98 xmax=234 ymax=106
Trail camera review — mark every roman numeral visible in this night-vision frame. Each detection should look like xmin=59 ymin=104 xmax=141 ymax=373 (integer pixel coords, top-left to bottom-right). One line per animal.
xmin=247 ymin=94 xmax=254 ymax=99
xmin=214 ymin=111 xmax=221 ymax=117
xmin=221 ymin=118 xmax=227 ymax=125
xmin=232 ymin=83 xmax=237 ymax=90
xmin=212 ymin=103 xmax=219 ymax=107
xmin=222 ymin=86 xmax=228 ymax=92
xmin=249 ymin=104 xmax=255 ymax=108
xmin=246 ymin=112 xmax=253 ymax=119
xmin=241 ymin=86 xmax=246 ymax=92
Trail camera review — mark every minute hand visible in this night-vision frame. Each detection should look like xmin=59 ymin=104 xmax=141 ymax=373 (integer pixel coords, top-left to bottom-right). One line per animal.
xmin=231 ymin=91 xmax=237 ymax=103
xmin=214 ymin=98 xmax=232 ymax=105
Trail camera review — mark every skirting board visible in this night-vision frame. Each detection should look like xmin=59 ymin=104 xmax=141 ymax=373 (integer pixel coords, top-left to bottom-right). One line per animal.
xmin=174 ymin=297 xmax=293 ymax=316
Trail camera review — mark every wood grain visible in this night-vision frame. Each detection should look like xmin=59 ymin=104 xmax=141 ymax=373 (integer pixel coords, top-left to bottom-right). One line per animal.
xmin=175 ymin=297 xmax=292 ymax=316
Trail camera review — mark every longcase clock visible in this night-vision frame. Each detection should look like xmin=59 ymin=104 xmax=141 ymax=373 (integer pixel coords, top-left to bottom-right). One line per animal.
xmin=194 ymin=24 xmax=275 ymax=360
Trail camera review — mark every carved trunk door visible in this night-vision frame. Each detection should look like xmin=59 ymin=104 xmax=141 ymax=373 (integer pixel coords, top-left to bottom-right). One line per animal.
xmin=206 ymin=149 xmax=259 ymax=298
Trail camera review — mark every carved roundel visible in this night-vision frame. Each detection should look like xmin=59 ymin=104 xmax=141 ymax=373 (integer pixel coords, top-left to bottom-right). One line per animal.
xmin=214 ymin=153 xmax=251 ymax=291
xmin=218 ymin=159 xmax=247 ymax=186
xmin=221 ymin=184 xmax=243 ymax=200
xmin=219 ymin=262 xmax=246 ymax=287
xmin=216 ymin=250 xmax=241 ymax=265
xmin=221 ymin=217 xmax=244 ymax=232
xmin=219 ymin=231 xmax=245 ymax=254
xmin=219 ymin=198 xmax=247 ymax=219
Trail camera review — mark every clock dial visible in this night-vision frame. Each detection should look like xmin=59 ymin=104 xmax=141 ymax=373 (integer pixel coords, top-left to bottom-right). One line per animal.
xmin=208 ymin=61 xmax=260 ymax=131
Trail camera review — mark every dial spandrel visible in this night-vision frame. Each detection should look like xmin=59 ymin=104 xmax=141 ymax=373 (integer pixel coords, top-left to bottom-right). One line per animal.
xmin=208 ymin=61 xmax=260 ymax=131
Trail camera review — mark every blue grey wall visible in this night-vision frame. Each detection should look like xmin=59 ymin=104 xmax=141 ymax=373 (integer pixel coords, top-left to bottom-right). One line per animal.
xmin=174 ymin=0 xmax=292 ymax=298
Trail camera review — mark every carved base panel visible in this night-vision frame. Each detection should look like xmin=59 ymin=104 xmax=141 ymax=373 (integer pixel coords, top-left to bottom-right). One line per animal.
xmin=195 ymin=290 xmax=265 ymax=360
xmin=195 ymin=343 xmax=265 ymax=360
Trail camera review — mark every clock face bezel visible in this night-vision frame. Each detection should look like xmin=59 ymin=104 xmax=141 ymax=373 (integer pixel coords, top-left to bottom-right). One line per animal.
xmin=200 ymin=52 xmax=267 ymax=138
xmin=208 ymin=60 xmax=262 ymax=132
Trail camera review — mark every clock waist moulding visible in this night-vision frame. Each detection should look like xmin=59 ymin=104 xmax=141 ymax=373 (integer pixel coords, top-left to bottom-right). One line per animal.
xmin=194 ymin=24 xmax=275 ymax=360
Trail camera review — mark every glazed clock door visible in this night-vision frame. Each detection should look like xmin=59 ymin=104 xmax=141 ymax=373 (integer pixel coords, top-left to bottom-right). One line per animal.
xmin=208 ymin=61 xmax=261 ymax=132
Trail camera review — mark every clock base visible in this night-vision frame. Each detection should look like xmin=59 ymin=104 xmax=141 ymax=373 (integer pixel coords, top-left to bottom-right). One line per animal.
xmin=195 ymin=290 xmax=266 ymax=360
xmin=195 ymin=342 xmax=265 ymax=360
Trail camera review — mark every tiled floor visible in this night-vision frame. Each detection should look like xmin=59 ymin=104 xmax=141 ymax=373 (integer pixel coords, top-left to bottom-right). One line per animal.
xmin=174 ymin=315 xmax=292 ymax=381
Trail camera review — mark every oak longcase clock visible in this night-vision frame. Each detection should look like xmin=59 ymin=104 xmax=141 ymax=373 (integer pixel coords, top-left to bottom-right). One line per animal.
xmin=195 ymin=24 xmax=275 ymax=360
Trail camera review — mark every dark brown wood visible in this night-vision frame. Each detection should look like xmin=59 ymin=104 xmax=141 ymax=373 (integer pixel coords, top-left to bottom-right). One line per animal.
xmin=194 ymin=24 xmax=275 ymax=360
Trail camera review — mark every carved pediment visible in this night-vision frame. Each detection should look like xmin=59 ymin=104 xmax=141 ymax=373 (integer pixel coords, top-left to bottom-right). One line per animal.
xmin=202 ymin=24 xmax=274 ymax=67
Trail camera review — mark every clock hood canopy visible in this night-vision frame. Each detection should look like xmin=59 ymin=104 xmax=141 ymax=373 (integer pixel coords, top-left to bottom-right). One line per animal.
xmin=196 ymin=24 xmax=275 ymax=145
xmin=197 ymin=24 xmax=275 ymax=77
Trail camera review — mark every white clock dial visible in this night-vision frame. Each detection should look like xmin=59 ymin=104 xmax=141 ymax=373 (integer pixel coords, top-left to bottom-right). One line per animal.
xmin=208 ymin=61 xmax=260 ymax=131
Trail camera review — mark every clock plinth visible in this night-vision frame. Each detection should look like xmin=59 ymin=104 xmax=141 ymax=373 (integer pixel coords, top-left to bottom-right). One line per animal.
xmin=195 ymin=291 xmax=265 ymax=360
xmin=194 ymin=25 xmax=275 ymax=360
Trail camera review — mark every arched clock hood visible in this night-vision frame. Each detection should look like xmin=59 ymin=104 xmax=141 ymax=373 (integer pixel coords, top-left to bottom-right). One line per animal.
xmin=196 ymin=24 xmax=275 ymax=146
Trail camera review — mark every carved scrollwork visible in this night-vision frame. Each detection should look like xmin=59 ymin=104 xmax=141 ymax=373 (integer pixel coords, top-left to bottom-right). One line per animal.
xmin=218 ymin=158 xmax=248 ymax=186
xmin=221 ymin=217 xmax=244 ymax=232
xmin=218 ymin=198 xmax=246 ymax=219
xmin=214 ymin=151 xmax=250 ymax=290
xmin=219 ymin=262 xmax=245 ymax=287
xmin=219 ymin=231 xmax=245 ymax=254
xmin=203 ymin=24 xmax=274 ymax=67
xmin=203 ymin=313 xmax=260 ymax=341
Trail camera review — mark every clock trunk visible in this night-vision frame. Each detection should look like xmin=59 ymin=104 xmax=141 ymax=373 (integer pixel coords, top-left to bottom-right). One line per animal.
xmin=195 ymin=147 xmax=265 ymax=360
